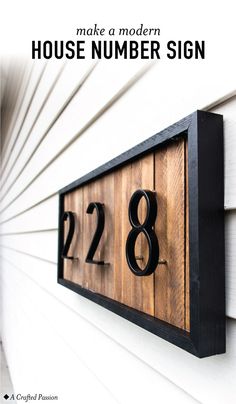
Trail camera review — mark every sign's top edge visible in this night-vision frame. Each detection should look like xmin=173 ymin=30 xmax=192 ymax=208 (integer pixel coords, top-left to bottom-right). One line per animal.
xmin=58 ymin=110 xmax=221 ymax=196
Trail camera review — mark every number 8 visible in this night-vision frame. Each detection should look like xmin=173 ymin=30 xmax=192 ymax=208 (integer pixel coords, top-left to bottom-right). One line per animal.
xmin=125 ymin=189 xmax=159 ymax=276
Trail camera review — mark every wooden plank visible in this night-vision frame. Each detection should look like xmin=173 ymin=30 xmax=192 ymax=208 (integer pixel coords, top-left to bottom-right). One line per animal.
xmin=185 ymin=141 xmax=190 ymax=331
xmin=114 ymin=154 xmax=155 ymax=315
xmin=154 ymin=139 xmax=186 ymax=329
xmin=100 ymin=173 xmax=115 ymax=299
xmin=63 ymin=155 xmax=154 ymax=315
xmin=82 ymin=174 xmax=114 ymax=297
xmin=81 ymin=182 xmax=97 ymax=292
xmin=64 ymin=173 xmax=115 ymax=299
xmin=64 ymin=187 xmax=83 ymax=285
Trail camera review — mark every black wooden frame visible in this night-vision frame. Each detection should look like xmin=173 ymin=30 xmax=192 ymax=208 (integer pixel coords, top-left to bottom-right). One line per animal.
xmin=58 ymin=110 xmax=225 ymax=358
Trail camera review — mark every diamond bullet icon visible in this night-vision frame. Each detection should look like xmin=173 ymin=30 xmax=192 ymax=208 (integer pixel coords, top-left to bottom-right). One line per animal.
xmin=4 ymin=394 xmax=9 ymax=400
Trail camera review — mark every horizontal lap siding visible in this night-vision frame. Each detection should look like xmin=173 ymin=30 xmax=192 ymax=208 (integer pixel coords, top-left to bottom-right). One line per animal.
xmin=0 ymin=60 xmax=236 ymax=404
xmin=0 ymin=256 xmax=199 ymax=404
xmin=0 ymin=195 xmax=58 ymax=234
xmin=0 ymin=61 xmax=94 ymax=195
xmin=0 ymin=250 xmax=235 ymax=404
xmin=1 ymin=62 xmax=46 ymax=170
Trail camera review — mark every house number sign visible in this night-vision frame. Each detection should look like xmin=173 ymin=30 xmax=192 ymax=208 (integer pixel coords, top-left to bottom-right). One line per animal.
xmin=58 ymin=111 xmax=225 ymax=358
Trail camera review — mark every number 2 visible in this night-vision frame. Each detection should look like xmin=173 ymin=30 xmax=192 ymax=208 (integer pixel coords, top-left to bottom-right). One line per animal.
xmin=85 ymin=202 xmax=106 ymax=265
xmin=61 ymin=211 xmax=75 ymax=260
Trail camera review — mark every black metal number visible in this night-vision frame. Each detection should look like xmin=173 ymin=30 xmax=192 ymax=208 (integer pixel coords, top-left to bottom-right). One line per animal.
xmin=126 ymin=189 xmax=159 ymax=276
xmin=61 ymin=211 xmax=75 ymax=260
xmin=85 ymin=202 xmax=106 ymax=265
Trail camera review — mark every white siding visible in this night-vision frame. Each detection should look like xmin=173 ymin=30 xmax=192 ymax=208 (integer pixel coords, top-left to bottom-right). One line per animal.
xmin=0 ymin=60 xmax=236 ymax=404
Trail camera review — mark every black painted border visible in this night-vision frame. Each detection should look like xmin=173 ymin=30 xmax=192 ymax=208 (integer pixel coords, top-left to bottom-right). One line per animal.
xmin=57 ymin=110 xmax=225 ymax=358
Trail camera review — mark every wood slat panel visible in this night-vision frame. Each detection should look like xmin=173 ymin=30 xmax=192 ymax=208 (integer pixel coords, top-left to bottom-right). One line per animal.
xmin=64 ymin=188 xmax=83 ymax=284
xmin=63 ymin=154 xmax=155 ymax=316
xmin=82 ymin=173 xmax=114 ymax=297
xmin=64 ymin=173 xmax=115 ymax=299
xmin=62 ymin=146 xmax=189 ymax=325
xmin=185 ymin=141 xmax=190 ymax=331
xmin=114 ymin=155 xmax=155 ymax=315
xmin=154 ymin=139 xmax=187 ymax=329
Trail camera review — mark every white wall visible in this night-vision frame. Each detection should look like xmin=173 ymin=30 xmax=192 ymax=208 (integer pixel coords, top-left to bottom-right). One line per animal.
xmin=1 ymin=59 xmax=236 ymax=404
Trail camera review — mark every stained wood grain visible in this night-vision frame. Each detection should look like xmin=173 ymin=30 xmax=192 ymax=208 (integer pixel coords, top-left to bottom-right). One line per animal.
xmin=185 ymin=141 xmax=190 ymax=331
xmin=64 ymin=187 xmax=83 ymax=285
xmin=154 ymin=139 xmax=186 ymax=329
xmin=64 ymin=173 xmax=114 ymax=299
xmin=62 ymin=145 xmax=189 ymax=325
xmin=113 ymin=154 xmax=155 ymax=315
xmin=83 ymin=173 xmax=114 ymax=298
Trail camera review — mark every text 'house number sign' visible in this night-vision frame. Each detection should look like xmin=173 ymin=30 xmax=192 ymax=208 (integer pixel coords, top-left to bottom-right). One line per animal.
xmin=58 ymin=111 xmax=225 ymax=358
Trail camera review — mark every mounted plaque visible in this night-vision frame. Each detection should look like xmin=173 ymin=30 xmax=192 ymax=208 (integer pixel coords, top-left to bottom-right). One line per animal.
xmin=57 ymin=110 xmax=225 ymax=357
